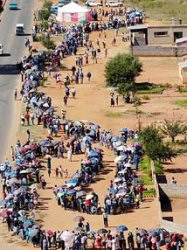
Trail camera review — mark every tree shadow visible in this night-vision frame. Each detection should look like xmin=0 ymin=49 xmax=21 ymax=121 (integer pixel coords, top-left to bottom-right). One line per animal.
xmin=0 ymin=64 xmax=20 ymax=74
xmin=165 ymin=168 xmax=187 ymax=173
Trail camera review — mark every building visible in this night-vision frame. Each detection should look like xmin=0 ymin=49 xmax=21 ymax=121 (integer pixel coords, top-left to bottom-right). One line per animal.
xmin=128 ymin=24 xmax=187 ymax=57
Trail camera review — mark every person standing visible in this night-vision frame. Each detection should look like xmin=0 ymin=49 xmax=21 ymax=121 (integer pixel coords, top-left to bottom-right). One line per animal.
xmin=67 ymin=147 xmax=72 ymax=162
xmin=87 ymin=72 xmax=91 ymax=82
xmin=26 ymin=129 xmax=31 ymax=141
xmin=115 ymin=95 xmax=119 ymax=106
xmin=14 ymin=89 xmax=18 ymax=100
xmin=110 ymin=97 xmax=115 ymax=107
xmin=102 ymin=211 xmax=108 ymax=228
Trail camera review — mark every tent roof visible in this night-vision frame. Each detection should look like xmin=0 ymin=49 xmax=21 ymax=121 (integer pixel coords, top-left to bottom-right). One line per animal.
xmin=58 ymin=2 xmax=89 ymax=13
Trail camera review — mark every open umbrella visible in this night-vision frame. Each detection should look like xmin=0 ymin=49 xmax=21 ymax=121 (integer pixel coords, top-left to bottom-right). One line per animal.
xmin=29 ymin=228 xmax=39 ymax=238
xmin=76 ymin=191 xmax=86 ymax=198
xmin=117 ymin=145 xmax=126 ymax=151
xmin=114 ymin=156 xmax=126 ymax=164
xmin=108 ymin=188 xmax=117 ymax=194
xmin=60 ymin=231 xmax=73 ymax=242
xmin=73 ymin=227 xmax=83 ymax=232
xmin=74 ymin=216 xmax=85 ymax=222
xmin=86 ymin=194 xmax=94 ymax=200
xmin=114 ymin=177 xmax=122 ymax=183
xmin=97 ymin=229 xmax=108 ymax=234
xmin=116 ymin=225 xmax=128 ymax=232
xmin=137 ymin=228 xmax=147 ymax=236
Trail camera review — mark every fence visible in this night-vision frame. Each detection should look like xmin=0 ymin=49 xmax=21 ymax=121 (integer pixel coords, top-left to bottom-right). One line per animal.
xmin=132 ymin=45 xmax=187 ymax=57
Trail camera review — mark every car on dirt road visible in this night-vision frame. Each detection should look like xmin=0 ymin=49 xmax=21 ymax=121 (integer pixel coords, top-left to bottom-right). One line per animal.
xmin=86 ymin=1 xmax=102 ymax=7
xmin=0 ymin=44 xmax=4 ymax=55
xmin=105 ymin=1 xmax=123 ymax=7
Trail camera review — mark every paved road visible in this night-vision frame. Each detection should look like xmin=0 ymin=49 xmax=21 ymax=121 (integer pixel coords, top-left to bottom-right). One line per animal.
xmin=0 ymin=0 xmax=35 ymax=159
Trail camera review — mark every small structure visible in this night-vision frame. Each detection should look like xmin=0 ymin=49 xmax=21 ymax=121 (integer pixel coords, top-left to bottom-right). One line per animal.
xmin=178 ymin=61 xmax=187 ymax=84
xmin=57 ymin=2 xmax=91 ymax=22
xmin=176 ymin=37 xmax=187 ymax=47
xmin=128 ymin=24 xmax=187 ymax=57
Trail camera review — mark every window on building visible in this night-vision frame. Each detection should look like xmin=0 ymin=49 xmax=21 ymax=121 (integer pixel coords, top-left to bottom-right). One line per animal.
xmin=154 ymin=31 xmax=168 ymax=37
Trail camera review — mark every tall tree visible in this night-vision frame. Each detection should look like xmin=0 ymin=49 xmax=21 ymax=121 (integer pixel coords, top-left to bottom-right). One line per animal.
xmin=160 ymin=119 xmax=185 ymax=142
xmin=105 ymin=53 xmax=142 ymax=96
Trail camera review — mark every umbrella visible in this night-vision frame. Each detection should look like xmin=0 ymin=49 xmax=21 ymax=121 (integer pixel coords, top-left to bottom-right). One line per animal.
xmin=60 ymin=231 xmax=73 ymax=242
xmin=74 ymin=216 xmax=85 ymax=222
xmin=20 ymin=169 xmax=34 ymax=174
xmin=86 ymin=194 xmax=94 ymax=200
xmin=114 ymin=156 xmax=126 ymax=163
xmin=76 ymin=191 xmax=86 ymax=198
xmin=73 ymin=227 xmax=83 ymax=232
xmin=137 ymin=228 xmax=147 ymax=236
xmin=29 ymin=228 xmax=39 ymax=238
xmin=97 ymin=229 xmax=108 ymax=234
xmin=47 ymin=230 xmax=54 ymax=236
xmin=23 ymin=220 xmax=33 ymax=229
xmin=67 ymin=179 xmax=78 ymax=187
xmin=149 ymin=228 xmax=169 ymax=237
xmin=117 ymin=145 xmax=126 ymax=151
xmin=8 ymin=178 xmax=21 ymax=185
xmin=124 ymin=163 xmax=132 ymax=168
xmin=114 ymin=177 xmax=122 ymax=183
xmin=108 ymin=188 xmax=117 ymax=194
xmin=5 ymin=193 xmax=13 ymax=200
xmin=116 ymin=225 xmax=128 ymax=232
xmin=66 ymin=190 xmax=76 ymax=195
xmin=74 ymin=121 xmax=83 ymax=126
xmin=114 ymin=141 xmax=123 ymax=147
xmin=87 ymin=151 xmax=99 ymax=158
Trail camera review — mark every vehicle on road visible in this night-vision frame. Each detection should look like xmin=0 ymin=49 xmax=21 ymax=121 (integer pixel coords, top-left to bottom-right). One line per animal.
xmin=9 ymin=2 xmax=18 ymax=10
xmin=105 ymin=1 xmax=123 ymax=7
xmin=15 ymin=24 xmax=24 ymax=35
xmin=0 ymin=44 xmax=4 ymax=55
xmin=85 ymin=1 xmax=102 ymax=7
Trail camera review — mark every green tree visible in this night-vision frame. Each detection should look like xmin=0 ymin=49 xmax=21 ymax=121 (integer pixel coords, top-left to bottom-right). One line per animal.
xmin=139 ymin=124 xmax=176 ymax=162
xmin=105 ymin=53 xmax=142 ymax=96
xmin=160 ymin=119 xmax=185 ymax=142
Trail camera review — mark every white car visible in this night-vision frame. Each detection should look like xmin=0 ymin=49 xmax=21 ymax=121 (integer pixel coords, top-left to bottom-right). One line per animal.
xmin=106 ymin=1 xmax=123 ymax=7
xmin=86 ymin=1 xmax=102 ymax=7
xmin=0 ymin=44 xmax=3 ymax=55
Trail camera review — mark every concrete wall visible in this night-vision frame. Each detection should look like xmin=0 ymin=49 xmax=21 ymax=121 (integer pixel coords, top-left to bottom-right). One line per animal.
xmin=132 ymin=45 xmax=187 ymax=57
xmin=150 ymin=161 xmax=187 ymax=237
xmin=160 ymin=184 xmax=187 ymax=198
xmin=148 ymin=26 xmax=187 ymax=45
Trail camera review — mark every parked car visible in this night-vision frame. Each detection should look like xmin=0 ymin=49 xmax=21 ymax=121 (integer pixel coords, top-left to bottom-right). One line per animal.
xmin=15 ymin=24 xmax=24 ymax=35
xmin=9 ymin=2 xmax=18 ymax=10
xmin=58 ymin=0 xmax=71 ymax=5
xmin=0 ymin=44 xmax=4 ymax=55
xmin=105 ymin=1 xmax=123 ymax=7
xmin=86 ymin=1 xmax=102 ymax=7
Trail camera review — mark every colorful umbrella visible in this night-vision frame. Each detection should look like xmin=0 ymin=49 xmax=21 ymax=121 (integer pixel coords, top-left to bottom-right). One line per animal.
xmin=116 ymin=225 xmax=128 ymax=232
xmin=74 ymin=216 xmax=85 ymax=222
xmin=97 ymin=229 xmax=108 ymax=234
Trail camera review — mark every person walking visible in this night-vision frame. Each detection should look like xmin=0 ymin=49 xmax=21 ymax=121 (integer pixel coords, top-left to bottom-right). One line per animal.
xmin=14 ymin=89 xmax=18 ymax=100
xmin=67 ymin=147 xmax=72 ymax=162
xmin=26 ymin=129 xmax=31 ymax=141
xmin=71 ymin=87 xmax=76 ymax=98
xmin=63 ymin=96 xmax=68 ymax=106
xmin=110 ymin=97 xmax=115 ymax=107
xmin=87 ymin=72 xmax=91 ymax=82
xmin=102 ymin=211 xmax=108 ymax=227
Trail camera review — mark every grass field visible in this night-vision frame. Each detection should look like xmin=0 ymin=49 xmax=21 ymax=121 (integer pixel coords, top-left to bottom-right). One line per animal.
xmin=126 ymin=0 xmax=187 ymax=22
xmin=174 ymin=99 xmax=187 ymax=107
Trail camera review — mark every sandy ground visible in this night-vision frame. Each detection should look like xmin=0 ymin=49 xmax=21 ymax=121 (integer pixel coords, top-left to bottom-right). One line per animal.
xmin=2 ymin=0 xmax=187 ymax=249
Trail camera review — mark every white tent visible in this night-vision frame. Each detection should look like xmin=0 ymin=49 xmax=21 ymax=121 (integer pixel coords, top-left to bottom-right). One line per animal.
xmin=57 ymin=2 xmax=91 ymax=22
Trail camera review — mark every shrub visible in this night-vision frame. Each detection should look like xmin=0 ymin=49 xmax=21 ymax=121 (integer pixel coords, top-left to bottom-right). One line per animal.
xmin=142 ymin=95 xmax=150 ymax=100
xmin=39 ymin=35 xmax=55 ymax=50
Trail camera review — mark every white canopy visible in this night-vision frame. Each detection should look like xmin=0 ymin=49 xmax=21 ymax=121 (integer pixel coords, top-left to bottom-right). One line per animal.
xmin=58 ymin=2 xmax=89 ymax=13
xmin=57 ymin=2 xmax=91 ymax=22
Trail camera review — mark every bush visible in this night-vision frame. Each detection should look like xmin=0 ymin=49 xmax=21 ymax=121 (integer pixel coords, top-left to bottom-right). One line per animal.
xmin=38 ymin=9 xmax=50 ymax=21
xmin=133 ymin=96 xmax=141 ymax=106
xmin=39 ymin=35 xmax=55 ymax=49
xmin=43 ymin=0 xmax=52 ymax=11
xmin=41 ymin=20 xmax=49 ymax=31
xmin=142 ymin=95 xmax=150 ymax=100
